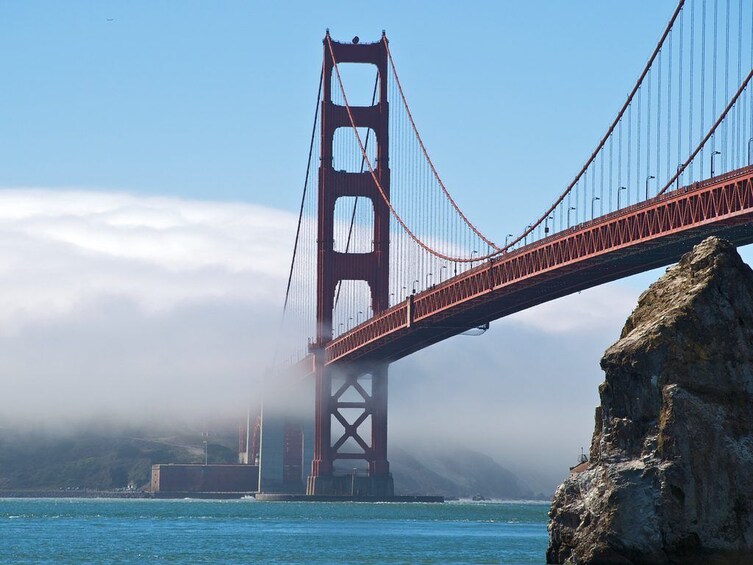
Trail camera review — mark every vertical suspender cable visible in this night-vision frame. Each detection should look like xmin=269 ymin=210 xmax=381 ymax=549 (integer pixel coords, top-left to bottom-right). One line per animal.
xmin=713 ymin=0 xmax=718 ymax=154
xmin=659 ymin=67 xmax=753 ymax=194
xmin=637 ymin=86 xmax=642 ymax=202
xmin=276 ymin=65 xmax=323 ymax=363
xmin=678 ymin=9 xmax=684 ymax=184
xmin=736 ymin=0 xmax=742 ymax=163
xmin=724 ymin=0 xmax=730 ymax=168
xmin=628 ymin=103 xmax=633 ymax=204
xmin=657 ymin=49 xmax=663 ymax=186
xmin=689 ymin=0 xmax=695 ymax=179
xmin=701 ymin=0 xmax=707 ymax=174
xmin=609 ymin=135 xmax=614 ymax=211
xmin=647 ymin=68 xmax=653 ymax=193
xmin=618 ymin=119 xmax=623 ymax=207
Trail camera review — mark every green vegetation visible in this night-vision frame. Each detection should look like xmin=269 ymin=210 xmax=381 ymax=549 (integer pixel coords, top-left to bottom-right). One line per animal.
xmin=0 ymin=426 xmax=237 ymax=490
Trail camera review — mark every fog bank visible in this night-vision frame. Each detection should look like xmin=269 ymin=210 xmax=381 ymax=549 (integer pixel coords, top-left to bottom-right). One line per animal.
xmin=0 ymin=188 xmax=652 ymax=491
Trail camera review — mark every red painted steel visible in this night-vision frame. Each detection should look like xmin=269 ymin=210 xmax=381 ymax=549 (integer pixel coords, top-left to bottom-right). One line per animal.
xmin=303 ymin=166 xmax=753 ymax=369
xmin=308 ymin=33 xmax=392 ymax=495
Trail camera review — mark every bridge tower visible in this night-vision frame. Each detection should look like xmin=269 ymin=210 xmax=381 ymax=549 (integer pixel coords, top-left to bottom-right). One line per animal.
xmin=307 ymin=32 xmax=393 ymax=496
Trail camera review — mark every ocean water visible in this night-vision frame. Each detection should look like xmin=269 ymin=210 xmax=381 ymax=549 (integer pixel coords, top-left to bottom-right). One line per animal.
xmin=0 ymin=498 xmax=549 ymax=564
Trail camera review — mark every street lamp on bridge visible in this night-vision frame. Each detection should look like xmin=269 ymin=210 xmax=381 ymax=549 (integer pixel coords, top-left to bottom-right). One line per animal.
xmin=523 ymin=225 xmax=532 ymax=244
xmin=645 ymin=175 xmax=655 ymax=200
xmin=617 ymin=186 xmax=627 ymax=209
xmin=591 ymin=196 xmax=600 ymax=219
xmin=567 ymin=206 xmax=576 ymax=228
xmin=470 ymin=250 xmax=478 ymax=269
xmin=544 ymin=215 xmax=553 ymax=234
xmin=412 ymin=279 xmax=419 ymax=294
xmin=425 ymin=272 xmax=433 ymax=288
xmin=504 ymin=233 xmax=514 ymax=249
xmin=711 ymin=150 xmax=721 ymax=178
xmin=439 ymin=264 xmax=447 ymax=282
xmin=748 ymin=138 xmax=753 ymax=165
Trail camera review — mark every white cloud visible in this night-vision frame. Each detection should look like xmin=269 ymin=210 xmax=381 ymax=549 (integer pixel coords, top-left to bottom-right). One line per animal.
xmin=0 ymin=189 xmax=296 ymax=334
xmin=0 ymin=188 xmax=298 ymax=422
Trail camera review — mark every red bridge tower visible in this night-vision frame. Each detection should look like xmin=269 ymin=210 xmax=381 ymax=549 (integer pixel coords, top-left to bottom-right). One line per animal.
xmin=307 ymin=32 xmax=393 ymax=496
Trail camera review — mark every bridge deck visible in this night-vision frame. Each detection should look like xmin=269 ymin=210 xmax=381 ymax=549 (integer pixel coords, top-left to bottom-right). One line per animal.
xmin=303 ymin=166 xmax=753 ymax=370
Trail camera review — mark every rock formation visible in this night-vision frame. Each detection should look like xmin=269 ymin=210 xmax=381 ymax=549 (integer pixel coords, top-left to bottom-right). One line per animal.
xmin=547 ymin=237 xmax=753 ymax=564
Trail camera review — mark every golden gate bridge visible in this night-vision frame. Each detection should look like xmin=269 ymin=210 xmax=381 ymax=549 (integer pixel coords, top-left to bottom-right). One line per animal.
xmin=260 ymin=0 xmax=753 ymax=497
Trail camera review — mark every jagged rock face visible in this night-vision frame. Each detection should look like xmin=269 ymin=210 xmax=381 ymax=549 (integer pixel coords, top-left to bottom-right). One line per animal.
xmin=547 ymin=237 xmax=753 ymax=564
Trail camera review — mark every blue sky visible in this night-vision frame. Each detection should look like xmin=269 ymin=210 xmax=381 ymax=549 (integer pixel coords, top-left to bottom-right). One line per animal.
xmin=1 ymin=1 xmax=679 ymax=237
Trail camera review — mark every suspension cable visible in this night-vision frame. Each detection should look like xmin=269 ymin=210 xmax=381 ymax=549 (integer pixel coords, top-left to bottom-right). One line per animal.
xmin=327 ymin=34 xmax=488 ymax=262
xmin=329 ymin=2 xmax=688 ymax=263
xmin=658 ymin=66 xmax=753 ymax=195
xmin=506 ymin=0 xmax=686 ymax=250
xmin=383 ymin=38 xmax=500 ymax=251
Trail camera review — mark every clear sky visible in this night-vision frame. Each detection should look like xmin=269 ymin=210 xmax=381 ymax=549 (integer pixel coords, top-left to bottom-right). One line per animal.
xmin=1 ymin=1 xmax=680 ymax=236
xmin=1 ymin=1 xmax=721 ymax=492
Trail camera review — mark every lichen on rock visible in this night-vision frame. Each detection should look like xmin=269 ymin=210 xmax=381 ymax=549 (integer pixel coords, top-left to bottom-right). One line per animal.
xmin=547 ymin=237 xmax=753 ymax=564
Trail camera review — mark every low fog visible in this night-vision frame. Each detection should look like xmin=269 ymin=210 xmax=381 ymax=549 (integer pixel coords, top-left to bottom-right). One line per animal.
xmin=0 ymin=189 xmax=289 ymax=423
xmin=390 ymin=286 xmax=638 ymax=492
xmin=0 ymin=188 xmax=664 ymax=492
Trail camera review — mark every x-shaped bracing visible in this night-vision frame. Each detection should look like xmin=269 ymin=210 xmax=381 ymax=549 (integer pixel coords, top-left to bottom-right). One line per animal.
xmin=330 ymin=372 xmax=372 ymax=458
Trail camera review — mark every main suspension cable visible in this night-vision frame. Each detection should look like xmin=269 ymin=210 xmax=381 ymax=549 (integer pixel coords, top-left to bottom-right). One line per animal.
xmin=327 ymin=1 xmax=693 ymax=263
xmin=327 ymin=34 xmax=491 ymax=262
xmin=383 ymin=38 xmax=500 ymax=251
xmin=658 ymin=66 xmax=753 ymax=194
xmin=507 ymin=0 xmax=686 ymax=250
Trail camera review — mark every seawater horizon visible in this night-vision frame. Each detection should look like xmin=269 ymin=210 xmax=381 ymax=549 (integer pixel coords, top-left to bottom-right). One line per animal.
xmin=1 ymin=497 xmax=549 ymax=564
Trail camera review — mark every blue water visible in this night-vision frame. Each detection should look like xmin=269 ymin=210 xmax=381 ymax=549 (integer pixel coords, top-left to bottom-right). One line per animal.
xmin=0 ymin=498 xmax=549 ymax=564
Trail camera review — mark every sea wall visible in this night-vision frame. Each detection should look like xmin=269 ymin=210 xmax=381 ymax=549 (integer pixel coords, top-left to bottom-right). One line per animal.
xmin=151 ymin=464 xmax=258 ymax=493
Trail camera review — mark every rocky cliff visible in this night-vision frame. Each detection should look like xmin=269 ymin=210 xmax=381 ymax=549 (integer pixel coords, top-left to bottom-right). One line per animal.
xmin=547 ymin=237 xmax=753 ymax=564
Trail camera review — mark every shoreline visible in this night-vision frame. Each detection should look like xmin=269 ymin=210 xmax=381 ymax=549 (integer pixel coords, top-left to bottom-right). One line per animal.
xmin=0 ymin=490 xmax=550 ymax=502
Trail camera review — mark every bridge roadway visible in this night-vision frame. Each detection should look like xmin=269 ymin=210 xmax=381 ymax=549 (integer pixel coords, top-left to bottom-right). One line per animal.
xmin=295 ymin=165 xmax=753 ymax=374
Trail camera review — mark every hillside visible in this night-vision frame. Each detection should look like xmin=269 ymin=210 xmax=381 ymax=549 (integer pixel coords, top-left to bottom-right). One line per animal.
xmin=390 ymin=445 xmax=545 ymax=500
xmin=0 ymin=425 xmax=548 ymax=499
xmin=0 ymin=426 xmax=237 ymax=491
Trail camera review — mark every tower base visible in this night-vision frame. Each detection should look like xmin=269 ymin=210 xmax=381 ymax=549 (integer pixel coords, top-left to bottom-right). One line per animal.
xmin=306 ymin=473 xmax=394 ymax=497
